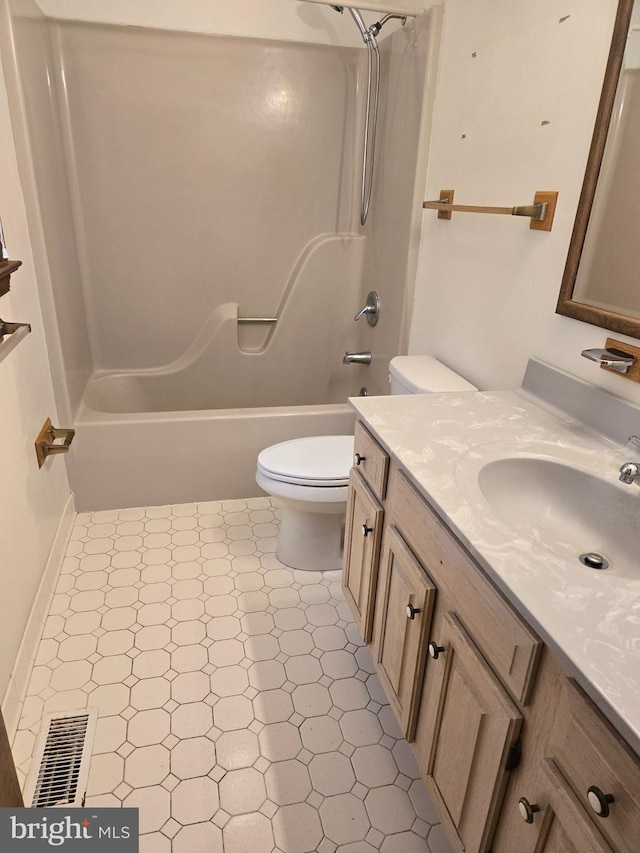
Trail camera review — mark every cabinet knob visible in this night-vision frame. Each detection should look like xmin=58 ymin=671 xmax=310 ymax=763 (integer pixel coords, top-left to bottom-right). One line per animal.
xmin=362 ymin=523 xmax=374 ymax=538
xmin=587 ymin=786 xmax=615 ymax=818
xmin=354 ymin=452 xmax=366 ymax=466
xmin=518 ymin=797 xmax=540 ymax=824
xmin=428 ymin=641 xmax=445 ymax=659
xmin=406 ymin=603 xmax=422 ymax=620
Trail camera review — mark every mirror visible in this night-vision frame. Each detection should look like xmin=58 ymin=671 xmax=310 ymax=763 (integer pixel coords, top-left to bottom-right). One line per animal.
xmin=556 ymin=0 xmax=640 ymax=337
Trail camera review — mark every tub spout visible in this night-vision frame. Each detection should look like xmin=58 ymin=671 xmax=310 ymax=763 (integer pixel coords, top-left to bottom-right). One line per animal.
xmin=343 ymin=351 xmax=372 ymax=365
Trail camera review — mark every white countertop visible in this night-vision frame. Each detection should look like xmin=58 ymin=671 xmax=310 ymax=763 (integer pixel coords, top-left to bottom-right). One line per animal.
xmin=350 ymin=389 xmax=640 ymax=754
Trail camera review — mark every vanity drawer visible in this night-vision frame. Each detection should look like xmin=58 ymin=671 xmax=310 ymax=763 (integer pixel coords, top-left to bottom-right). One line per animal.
xmin=549 ymin=679 xmax=640 ymax=853
xmin=387 ymin=465 xmax=541 ymax=706
xmin=353 ymin=421 xmax=389 ymax=501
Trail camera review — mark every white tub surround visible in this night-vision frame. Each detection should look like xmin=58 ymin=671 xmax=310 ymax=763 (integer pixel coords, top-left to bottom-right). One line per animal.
xmin=4 ymin=5 xmax=442 ymax=518
xmin=350 ymin=360 xmax=640 ymax=755
xmin=80 ymin=236 xmax=375 ymax=413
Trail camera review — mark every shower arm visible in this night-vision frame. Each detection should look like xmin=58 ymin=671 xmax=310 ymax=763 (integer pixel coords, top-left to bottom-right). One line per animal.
xmin=332 ymin=6 xmax=407 ymax=43
xmin=370 ymin=13 xmax=408 ymax=36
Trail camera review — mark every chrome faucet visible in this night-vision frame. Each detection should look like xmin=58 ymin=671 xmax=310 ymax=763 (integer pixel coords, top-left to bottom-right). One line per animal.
xmin=619 ymin=436 xmax=640 ymax=485
xmin=343 ymin=351 xmax=372 ymax=365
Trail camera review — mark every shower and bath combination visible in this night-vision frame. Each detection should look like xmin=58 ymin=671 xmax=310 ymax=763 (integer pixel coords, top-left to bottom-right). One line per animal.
xmin=330 ymin=5 xmax=408 ymax=224
xmin=5 ymin=2 xmax=436 ymax=509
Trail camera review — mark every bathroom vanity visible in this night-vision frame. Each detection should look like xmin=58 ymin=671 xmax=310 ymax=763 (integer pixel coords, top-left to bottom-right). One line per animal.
xmin=342 ymin=372 xmax=640 ymax=853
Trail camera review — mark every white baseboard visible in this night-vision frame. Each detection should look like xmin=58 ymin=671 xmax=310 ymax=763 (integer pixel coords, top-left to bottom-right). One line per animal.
xmin=2 ymin=493 xmax=76 ymax=743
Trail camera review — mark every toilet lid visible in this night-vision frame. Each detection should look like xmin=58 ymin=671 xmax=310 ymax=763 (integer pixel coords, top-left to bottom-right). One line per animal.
xmin=257 ymin=435 xmax=354 ymax=486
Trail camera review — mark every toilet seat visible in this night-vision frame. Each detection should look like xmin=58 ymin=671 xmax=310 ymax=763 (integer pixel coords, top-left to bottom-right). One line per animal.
xmin=256 ymin=469 xmax=348 ymax=504
xmin=257 ymin=435 xmax=354 ymax=487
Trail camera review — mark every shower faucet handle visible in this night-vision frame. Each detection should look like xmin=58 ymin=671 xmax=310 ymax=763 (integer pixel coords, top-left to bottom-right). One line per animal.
xmin=353 ymin=291 xmax=380 ymax=326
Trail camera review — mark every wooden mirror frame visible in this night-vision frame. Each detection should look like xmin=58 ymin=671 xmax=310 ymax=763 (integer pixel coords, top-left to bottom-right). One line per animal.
xmin=556 ymin=0 xmax=640 ymax=337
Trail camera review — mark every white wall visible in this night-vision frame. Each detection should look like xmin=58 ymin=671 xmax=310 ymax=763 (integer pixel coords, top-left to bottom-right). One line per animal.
xmin=410 ymin=0 xmax=640 ymax=405
xmin=0 ymin=8 xmax=71 ymax=725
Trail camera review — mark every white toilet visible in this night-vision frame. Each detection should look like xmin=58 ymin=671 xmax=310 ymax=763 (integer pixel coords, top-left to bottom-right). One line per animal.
xmin=256 ymin=356 xmax=477 ymax=572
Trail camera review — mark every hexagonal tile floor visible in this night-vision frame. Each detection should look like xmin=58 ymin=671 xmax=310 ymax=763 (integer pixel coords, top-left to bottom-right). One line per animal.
xmin=13 ymin=498 xmax=452 ymax=853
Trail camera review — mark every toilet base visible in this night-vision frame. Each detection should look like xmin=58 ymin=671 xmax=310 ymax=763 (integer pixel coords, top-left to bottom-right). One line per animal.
xmin=277 ymin=504 xmax=345 ymax=572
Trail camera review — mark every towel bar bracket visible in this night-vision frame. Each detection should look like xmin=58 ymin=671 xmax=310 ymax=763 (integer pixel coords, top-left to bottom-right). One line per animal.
xmin=0 ymin=319 xmax=31 ymax=365
xmin=0 ymin=319 xmax=31 ymax=341
xmin=35 ymin=418 xmax=75 ymax=469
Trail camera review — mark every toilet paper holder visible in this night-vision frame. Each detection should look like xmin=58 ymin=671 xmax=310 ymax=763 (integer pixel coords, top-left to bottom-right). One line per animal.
xmin=35 ymin=417 xmax=75 ymax=468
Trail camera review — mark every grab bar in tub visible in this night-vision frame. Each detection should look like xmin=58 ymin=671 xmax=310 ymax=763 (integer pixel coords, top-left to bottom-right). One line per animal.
xmin=237 ymin=317 xmax=278 ymax=325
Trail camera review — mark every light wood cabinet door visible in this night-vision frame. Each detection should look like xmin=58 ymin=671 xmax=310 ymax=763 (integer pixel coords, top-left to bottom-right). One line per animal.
xmin=342 ymin=469 xmax=383 ymax=643
xmin=548 ymin=679 xmax=640 ymax=853
xmin=512 ymin=759 xmax=613 ymax=853
xmin=372 ymin=525 xmax=435 ymax=741
xmin=353 ymin=420 xmax=389 ymax=501
xmin=421 ymin=612 xmax=523 ymax=853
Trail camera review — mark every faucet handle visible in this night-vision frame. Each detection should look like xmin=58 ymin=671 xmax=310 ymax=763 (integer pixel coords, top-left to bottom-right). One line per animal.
xmin=629 ymin=435 xmax=640 ymax=448
xmin=353 ymin=291 xmax=380 ymax=326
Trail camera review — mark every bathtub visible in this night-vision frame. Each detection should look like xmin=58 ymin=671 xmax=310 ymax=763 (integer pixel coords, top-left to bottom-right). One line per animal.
xmin=69 ymin=324 xmax=378 ymax=510
xmin=69 ymin=398 xmax=358 ymax=512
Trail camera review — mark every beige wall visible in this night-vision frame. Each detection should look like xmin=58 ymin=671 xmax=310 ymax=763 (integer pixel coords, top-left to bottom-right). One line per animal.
xmin=410 ymin=0 xmax=640 ymax=405
xmin=0 ymin=0 xmax=71 ymax=720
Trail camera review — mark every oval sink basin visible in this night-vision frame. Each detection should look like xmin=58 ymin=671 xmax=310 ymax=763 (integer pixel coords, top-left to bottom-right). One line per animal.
xmin=476 ymin=457 xmax=638 ymax=574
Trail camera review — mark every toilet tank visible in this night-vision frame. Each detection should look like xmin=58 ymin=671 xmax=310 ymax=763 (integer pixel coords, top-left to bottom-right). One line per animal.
xmin=389 ymin=356 xmax=477 ymax=394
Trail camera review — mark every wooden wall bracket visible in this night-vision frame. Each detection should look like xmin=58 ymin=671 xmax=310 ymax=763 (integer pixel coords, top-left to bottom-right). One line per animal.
xmin=601 ymin=338 xmax=640 ymax=383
